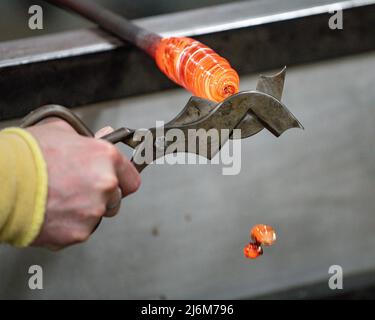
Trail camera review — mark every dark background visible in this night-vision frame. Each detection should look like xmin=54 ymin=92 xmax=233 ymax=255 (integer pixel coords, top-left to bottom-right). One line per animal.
xmin=0 ymin=0 xmax=248 ymax=41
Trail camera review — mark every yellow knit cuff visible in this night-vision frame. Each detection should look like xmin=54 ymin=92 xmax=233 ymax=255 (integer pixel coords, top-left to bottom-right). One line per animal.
xmin=1 ymin=128 xmax=48 ymax=247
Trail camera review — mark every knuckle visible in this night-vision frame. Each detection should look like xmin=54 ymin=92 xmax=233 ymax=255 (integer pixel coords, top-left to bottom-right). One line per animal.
xmin=78 ymin=205 xmax=105 ymax=220
xmin=95 ymin=178 xmax=119 ymax=196
xmin=71 ymin=230 xmax=90 ymax=243
xmin=92 ymin=173 xmax=118 ymax=193
xmin=87 ymin=206 xmax=106 ymax=219
xmin=102 ymin=176 xmax=119 ymax=192
xmin=103 ymin=142 xmax=120 ymax=162
xmin=94 ymin=140 xmax=119 ymax=161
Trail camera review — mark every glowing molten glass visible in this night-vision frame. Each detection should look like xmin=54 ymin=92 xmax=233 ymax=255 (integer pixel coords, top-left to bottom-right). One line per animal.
xmin=244 ymin=243 xmax=263 ymax=259
xmin=244 ymin=224 xmax=276 ymax=260
xmin=251 ymin=224 xmax=277 ymax=246
xmin=154 ymin=37 xmax=240 ymax=102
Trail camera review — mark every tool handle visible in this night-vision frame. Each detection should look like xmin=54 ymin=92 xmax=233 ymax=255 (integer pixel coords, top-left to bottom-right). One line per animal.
xmin=20 ymin=105 xmax=142 ymax=171
xmin=20 ymin=104 xmax=132 ymax=142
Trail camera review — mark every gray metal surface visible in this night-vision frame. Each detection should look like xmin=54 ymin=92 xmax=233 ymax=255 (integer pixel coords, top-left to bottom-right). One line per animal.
xmin=1 ymin=51 xmax=375 ymax=299
xmin=1 ymin=0 xmax=374 ymax=67
xmin=1 ymin=0 xmax=375 ymax=120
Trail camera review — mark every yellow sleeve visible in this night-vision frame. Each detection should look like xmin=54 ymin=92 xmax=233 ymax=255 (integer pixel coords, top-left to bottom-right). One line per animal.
xmin=0 ymin=128 xmax=48 ymax=247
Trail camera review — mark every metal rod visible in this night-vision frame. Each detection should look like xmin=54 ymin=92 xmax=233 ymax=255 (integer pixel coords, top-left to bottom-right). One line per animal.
xmin=46 ymin=0 xmax=161 ymax=56
xmin=46 ymin=0 xmax=242 ymax=102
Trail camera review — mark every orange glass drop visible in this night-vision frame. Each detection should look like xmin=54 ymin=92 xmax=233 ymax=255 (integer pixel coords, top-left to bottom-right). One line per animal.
xmin=244 ymin=224 xmax=276 ymax=260
xmin=244 ymin=243 xmax=263 ymax=259
xmin=154 ymin=37 xmax=240 ymax=102
xmin=251 ymin=224 xmax=277 ymax=246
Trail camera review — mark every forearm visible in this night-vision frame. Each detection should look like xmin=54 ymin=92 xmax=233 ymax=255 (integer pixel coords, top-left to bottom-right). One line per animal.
xmin=0 ymin=128 xmax=48 ymax=247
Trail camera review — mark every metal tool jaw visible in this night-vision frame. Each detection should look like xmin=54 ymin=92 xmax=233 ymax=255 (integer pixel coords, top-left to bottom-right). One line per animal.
xmin=20 ymin=68 xmax=303 ymax=173
xmin=130 ymin=67 xmax=303 ymax=171
xmin=166 ymin=67 xmax=302 ymax=138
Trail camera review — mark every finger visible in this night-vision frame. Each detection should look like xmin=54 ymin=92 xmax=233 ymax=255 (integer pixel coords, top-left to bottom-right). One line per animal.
xmin=27 ymin=119 xmax=78 ymax=138
xmin=95 ymin=126 xmax=114 ymax=139
xmin=39 ymin=118 xmax=77 ymax=132
xmin=104 ymin=187 xmax=122 ymax=217
xmin=32 ymin=117 xmax=64 ymax=126
xmin=115 ymin=155 xmax=141 ymax=198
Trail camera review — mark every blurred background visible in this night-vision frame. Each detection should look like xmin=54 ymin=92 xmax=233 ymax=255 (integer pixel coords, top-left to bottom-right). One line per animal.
xmin=0 ymin=0 xmax=247 ymax=41
xmin=0 ymin=0 xmax=375 ymax=299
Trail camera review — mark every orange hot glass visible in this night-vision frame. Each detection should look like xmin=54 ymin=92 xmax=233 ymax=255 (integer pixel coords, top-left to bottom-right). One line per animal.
xmin=154 ymin=37 xmax=240 ymax=102
xmin=251 ymin=224 xmax=277 ymax=246
xmin=244 ymin=224 xmax=276 ymax=260
xmin=244 ymin=243 xmax=263 ymax=259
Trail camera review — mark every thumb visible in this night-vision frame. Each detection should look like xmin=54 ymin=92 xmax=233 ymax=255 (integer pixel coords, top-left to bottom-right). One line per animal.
xmin=95 ymin=126 xmax=114 ymax=139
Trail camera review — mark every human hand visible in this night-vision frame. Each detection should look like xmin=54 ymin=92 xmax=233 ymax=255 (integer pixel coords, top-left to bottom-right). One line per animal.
xmin=27 ymin=119 xmax=141 ymax=250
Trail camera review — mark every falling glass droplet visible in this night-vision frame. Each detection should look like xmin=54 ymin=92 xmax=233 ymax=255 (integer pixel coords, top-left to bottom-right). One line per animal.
xmin=244 ymin=224 xmax=276 ymax=260
xmin=251 ymin=224 xmax=277 ymax=246
xmin=244 ymin=243 xmax=263 ymax=259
